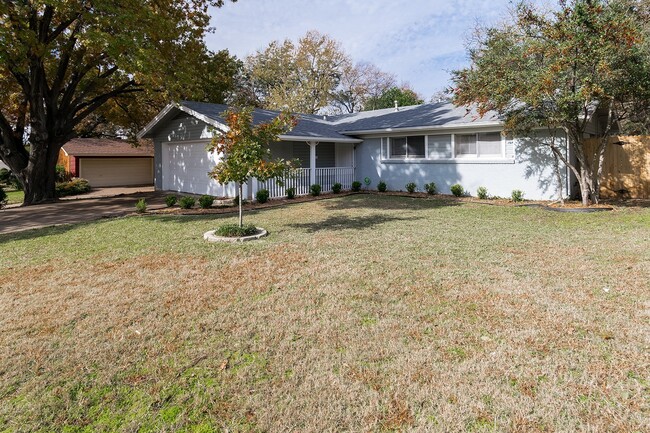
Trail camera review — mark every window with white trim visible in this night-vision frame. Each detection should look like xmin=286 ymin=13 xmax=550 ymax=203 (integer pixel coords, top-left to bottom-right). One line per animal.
xmin=389 ymin=136 xmax=425 ymax=159
xmin=455 ymin=132 xmax=503 ymax=157
xmin=381 ymin=131 xmax=506 ymax=161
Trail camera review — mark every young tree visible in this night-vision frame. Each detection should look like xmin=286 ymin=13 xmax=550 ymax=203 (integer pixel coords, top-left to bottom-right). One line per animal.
xmin=0 ymin=0 xmax=237 ymax=205
xmin=208 ymin=108 xmax=297 ymax=227
xmin=363 ymin=85 xmax=425 ymax=111
xmin=452 ymin=0 xmax=650 ymax=205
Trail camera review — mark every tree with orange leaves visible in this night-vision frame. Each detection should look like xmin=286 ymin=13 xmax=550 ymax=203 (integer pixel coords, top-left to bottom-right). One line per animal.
xmin=208 ymin=108 xmax=298 ymax=227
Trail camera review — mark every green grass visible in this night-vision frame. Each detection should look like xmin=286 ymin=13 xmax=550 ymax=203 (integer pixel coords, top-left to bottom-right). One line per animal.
xmin=0 ymin=195 xmax=648 ymax=432
xmin=5 ymin=189 xmax=23 ymax=205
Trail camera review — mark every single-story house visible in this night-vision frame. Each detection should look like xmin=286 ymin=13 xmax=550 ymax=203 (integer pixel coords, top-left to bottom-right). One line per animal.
xmin=58 ymin=138 xmax=154 ymax=187
xmin=138 ymin=101 xmax=598 ymax=200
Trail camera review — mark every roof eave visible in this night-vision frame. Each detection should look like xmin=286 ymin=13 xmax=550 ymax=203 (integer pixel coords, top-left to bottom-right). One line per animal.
xmin=137 ymin=102 xmax=229 ymax=139
xmin=339 ymin=121 xmax=504 ymax=136
xmin=279 ymin=134 xmax=362 ymax=144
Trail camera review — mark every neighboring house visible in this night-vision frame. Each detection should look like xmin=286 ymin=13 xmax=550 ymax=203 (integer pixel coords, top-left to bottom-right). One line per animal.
xmin=58 ymin=138 xmax=154 ymax=187
xmin=139 ymin=101 xmax=579 ymax=200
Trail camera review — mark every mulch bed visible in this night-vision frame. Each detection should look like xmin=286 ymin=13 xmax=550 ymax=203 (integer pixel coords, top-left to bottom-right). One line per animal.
xmin=142 ymin=190 xmax=647 ymax=216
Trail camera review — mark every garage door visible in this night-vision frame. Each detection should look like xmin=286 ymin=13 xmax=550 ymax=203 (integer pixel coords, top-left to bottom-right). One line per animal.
xmin=164 ymin=142 xmax=236 ymax=196
xmin=79 ymin=158 xmax=153 ymax=187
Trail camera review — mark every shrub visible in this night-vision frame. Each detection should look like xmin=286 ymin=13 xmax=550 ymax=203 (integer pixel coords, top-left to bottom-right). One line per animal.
xmin=511 ymin=189 xmax=525 ymax=202
xmin=198 ymin=195 xmax=214 ymax=209
xmin=351 ymin=181 xmax=362 ymax=192
xmin=55 ymin=165 xmax=72 ymax=183
xmin=310 ymin=184 xmax=321 ymax=196
xmin=477 ymin=186 xmax=489 ymax=200
xmin=165 ymin=195 xmax=177 ymax=207
xmin=0 ymin=186 xmax=6 ymax=209
xmin=55 ymin=178 xmax=91 ymax=197
xmin=285 ymin=187 xmax=296 ymax=199
xmin=450 ymin=183 xmax=464 ymax=197
xmin=377 ymin=180 xmax=387 ymax=192
xmin=405 ymin=182 xmax=417 ymax=193
xmin=424 ymin=182 xmax=437 ymax=195
xmin=0 ymin=168 xmax=11 ymax=184
xmin=179 ymin=196 xmax=196 ymax=209
xmin=215 ymin=223 xmax=258 ymax=237
xmin=332 ymin=182 xmax=342 ymax=194
xmin=135 ymin=198 xmax=147 ymax=213
xmin=256 ymin=189 xmax=270 ymax=203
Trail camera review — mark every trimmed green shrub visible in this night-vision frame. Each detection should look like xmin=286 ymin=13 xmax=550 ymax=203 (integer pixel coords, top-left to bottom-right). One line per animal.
xmin=511 ymin=189 xmax=525 ymax=202
xmin=424 ymin=182 xmax=437 ymax=195
xmin=198 ymin=195 xmax=214 ymax=209
xmin=332 ymin=182 xmax=342 ymax=194
xmin=55 ymin=178 xmax=91 ymax=197
xmin=377 ymin=180 xmax=387 ymax=192
xmin=477 ymin=186 xmax=489 ymax=200
xmin=215 ymin=223 xmax=258 ymax=237
xmin=351 ymin=181 xmax=362 ymax=192
xmin=179 ymin=196 xmax=196 ymax=209
xmin=165 ymin=195 xmax=177 ymax=207
xmin=310 ymin=184 xmax=321 ymax=196
xmin=256 ymin=189 xmax=270 ymax=203
xmin=135 ymin=198 xmax=147 ymax=213
xmin=0 ymin=168 xmax=12 ymax=184
xmin=285 ymin=187 xmax=296 ymax=199
xmin=405 ymin=182 xmax=417 ymax=193
xmin=0 ymin=186 xmax=7 ymax=209
xmin=450 ymin=183 xmax=464 ymax=197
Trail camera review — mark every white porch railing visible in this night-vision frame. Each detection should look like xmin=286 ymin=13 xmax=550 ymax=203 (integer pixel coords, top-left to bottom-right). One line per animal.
xmin=316 ymin=167 xmax=354 ymax=191
xmin=254 ymin=166 xmax=354 ymax=199
xmin=256 ymin=168 xmax=311 ymax=199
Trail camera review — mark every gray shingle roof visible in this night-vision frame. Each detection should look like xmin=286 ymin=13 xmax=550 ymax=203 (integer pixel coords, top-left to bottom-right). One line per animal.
xmin=330 ymin=102 xmax=501 ymax=132
xmin=140 ymin=100 xmax=502 ymax=141
xmin=180 ymin=101 xmax=360 ymax=142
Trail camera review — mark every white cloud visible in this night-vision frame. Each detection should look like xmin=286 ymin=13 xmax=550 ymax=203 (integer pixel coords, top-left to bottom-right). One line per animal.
xmin=206 ymin=0 xmax=512 ymax=98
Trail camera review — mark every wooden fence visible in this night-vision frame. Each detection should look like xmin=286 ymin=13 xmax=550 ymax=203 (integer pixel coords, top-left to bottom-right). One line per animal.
xmin=584 ymin=136 xmax=650 ymax=199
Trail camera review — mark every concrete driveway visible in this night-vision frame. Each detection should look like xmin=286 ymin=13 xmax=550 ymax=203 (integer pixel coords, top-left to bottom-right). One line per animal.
xmin=0 ymin=191 xmax=167 ymax=235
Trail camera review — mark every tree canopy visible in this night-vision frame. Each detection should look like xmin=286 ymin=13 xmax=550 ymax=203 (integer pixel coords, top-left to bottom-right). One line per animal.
xmin=452 ymin=0 xmax=650 ymax=205
xmin=245 ymin=30 xmax=399 ymax=114
xmin=363 ymin=85 xmax=425 ymax=111
xmin=0 ymin=0 xmax=238 ymax=205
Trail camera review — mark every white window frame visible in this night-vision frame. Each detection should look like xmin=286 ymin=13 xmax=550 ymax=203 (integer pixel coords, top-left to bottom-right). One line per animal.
xmin=380 ymin=131 xmax=507 ymax=161
xmin=388 ymin=136 xmax=426 ymax=159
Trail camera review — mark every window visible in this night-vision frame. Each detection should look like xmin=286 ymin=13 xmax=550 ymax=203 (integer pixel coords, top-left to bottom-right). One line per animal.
xmin=477 ymin=132 xmax=502 ymax=156
xmin=381 ymin=131 xmax=504 ymax=160
xmin=389 ymin=136 xmax=425 ymax=159
xmin=427 ymin=134 xmax=452 ymax=159
xmin=455 ymin=132 xmax=503 ymax=157
xmin=455 ymin=134 xmax=477 ymax=156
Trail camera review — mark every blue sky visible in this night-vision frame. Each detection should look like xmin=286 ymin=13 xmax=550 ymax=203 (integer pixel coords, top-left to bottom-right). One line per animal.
xmin=205 ymin=0 xmax=514 ymax=100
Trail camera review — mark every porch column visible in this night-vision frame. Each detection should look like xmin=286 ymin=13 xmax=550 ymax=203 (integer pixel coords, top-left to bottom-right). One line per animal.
xmin=308 ymin=141 xmax=318 ymax=185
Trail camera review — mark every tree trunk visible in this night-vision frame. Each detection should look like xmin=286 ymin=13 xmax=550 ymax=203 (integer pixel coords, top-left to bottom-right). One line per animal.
xmin=20 ymin=139 xmax=62 ymax=205
xmin=238 ymin=183 xmax=243 ymax=228
xmin=552 ymin=152 xmax=565 ymax=204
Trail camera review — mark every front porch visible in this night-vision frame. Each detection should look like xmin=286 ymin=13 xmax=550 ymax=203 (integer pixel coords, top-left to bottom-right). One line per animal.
xmin=251 ymin=140 xmax=356 ymax=199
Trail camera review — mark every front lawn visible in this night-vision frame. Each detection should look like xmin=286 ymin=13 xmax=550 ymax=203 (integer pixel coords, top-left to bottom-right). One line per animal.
xmin=0 ymin=195 xmax=648 ymax=432
xmin=5 ymin=189 xmax=23 ymax=205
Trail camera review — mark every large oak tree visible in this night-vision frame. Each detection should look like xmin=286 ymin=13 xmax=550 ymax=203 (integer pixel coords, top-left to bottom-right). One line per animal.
xmin=0 ymin=0 xmax=237 ymax=205
xmin=452 ymin=0 xmax=650 ymax=205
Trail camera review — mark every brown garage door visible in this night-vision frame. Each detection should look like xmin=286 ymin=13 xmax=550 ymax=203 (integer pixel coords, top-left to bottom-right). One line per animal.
xmin=79 ymin=158 xmax=153 ymax=187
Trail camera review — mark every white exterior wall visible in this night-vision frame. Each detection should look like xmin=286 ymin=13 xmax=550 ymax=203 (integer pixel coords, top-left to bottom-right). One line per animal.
xmin=354 ymin=132 xmax=569 ymax=200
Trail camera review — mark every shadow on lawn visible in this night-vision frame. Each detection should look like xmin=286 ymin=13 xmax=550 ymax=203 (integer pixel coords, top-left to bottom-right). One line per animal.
xmin=287 ymin=213 xmax=419 ymax=233
xmin=322 ymin=193 xmax=463 ymax=211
